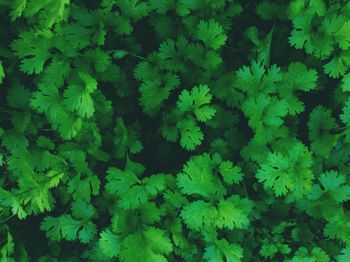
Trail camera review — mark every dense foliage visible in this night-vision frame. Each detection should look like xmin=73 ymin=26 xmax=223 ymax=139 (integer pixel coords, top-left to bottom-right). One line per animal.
xmin=1 ymin=0 xmax=350 ymax=261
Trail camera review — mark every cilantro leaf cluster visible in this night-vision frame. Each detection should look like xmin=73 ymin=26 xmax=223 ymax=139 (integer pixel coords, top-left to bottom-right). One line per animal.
xmin=0 ymin=0 xmax=350 ymax=261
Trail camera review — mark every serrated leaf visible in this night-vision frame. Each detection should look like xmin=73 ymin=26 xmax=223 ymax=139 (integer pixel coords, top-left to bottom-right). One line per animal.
xmin=120 ymin=227 xmax=172 ymax=262
xmin=196 ymin=19 xmax=227 ymax=50
xmin=219 ymin=161 xmax=243 ymax=184
xmin=98 ymin=229 xmax=120 ymax=258
xmin=177 ymin=85 xmax=216 ymax=122
xmin=177 ymin=118 xmax=204 ymax=150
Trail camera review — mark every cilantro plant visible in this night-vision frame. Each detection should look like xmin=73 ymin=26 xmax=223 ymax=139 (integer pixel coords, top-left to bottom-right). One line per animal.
xmin=0 ymin=0 xmax=350 ymax=261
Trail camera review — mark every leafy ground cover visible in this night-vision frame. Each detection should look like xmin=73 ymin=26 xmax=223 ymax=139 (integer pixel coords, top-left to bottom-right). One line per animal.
xmin=0 ymin=0 xmax=350 ymax=261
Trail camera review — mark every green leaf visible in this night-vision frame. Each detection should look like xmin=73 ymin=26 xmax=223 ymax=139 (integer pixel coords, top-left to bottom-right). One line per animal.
xmin=118 ymin=0 xmax=152 ymax=21
xmin=2 ymin=131 xmax=29 ymax=152
xmin=31 ymin=82 xmax=81 ymax=140
xmin=71 ymin=200 xmax=96 ymax=220
xmin=30 ymin=83 xmax=62 ymax=114
xmin=181 ymin=200 xmax=216 ymax=231
xmin=324 ymin=53 xmax=350 ymax=78
xmin=106 ymin=167 xmax=166 ymax=210
xmin=114 ymin=118 xmax=144 ymax=159
xmin=177 ymin=154 xmax=226 ymax=199
xmin=337 ymin=248 xmax=350 ymax=262
xmin=334 ymin=21 xmax=350 ymax=50
xmin=284 ymin=62 xmax=318 ymax=91
xmin=9 ymin=0 xmax=27 ymax=19
xmin=196 ymin=19 xmax=227 ymax=50
xmin=98 ymin=229 xmax=120 ymax=259
xmin=256 ymin=141 xmax=313 ymax=198
xmin=188 ymin=43 xmax=223 ymax=69
xmin=289 ymin=247 xmax=330 ymax=262
xmin=242 ymin=94 xmax=288 ymax=132
xmin=40 ymin=59 xmax=70 ymax=88
xmin=259 ymin=243 xmax=278 ymax=258
xmin=181 ymin=196 xmax=251 ymax=231
xmin=120 ymin=227 xmax=172 ymax=262
xmin=245 ymin=26 xmax=274 ymax=65
xmin=64 ymin=72 xmax=97 ymax=118
xmin=106 ymin=168 xmax=140 ymax=195
xmin=158 ymin=38 xmax=188 ymax=72
xmin=143 ymin=174 xmax=167 ymax=197
xmin=0 ymin=231 xmax=15 ymax=258
xmin=215 ymin=197 xmax=250 ymax=229
xmin=40 ymin=216 xmax=62 ymax=241
xmin=308 ymin=106 xmax=338 ymax=156
xmin=139 ymin=80 xmax=171 ymax=116
xmin=309 ymin=171 xmax=350 ymax=203
xmin=289 ymin=16 xmax=312 ymax=49
xmin=235 ymin=61 xmax=266 ymax=93
xmin=7 ymin=85 xmax=31 ymax=109
xmin=41 ymin=201 xmax=97 ymax=244
xmin=11 ymin=30 xmax=52 ymax=74
xmin=340 ymin=97 xmax=350 ymax=142
xmin=118 ymin=186 xmax=150 ymax=209
xmin=204 ymin=239 xmax=243 ymax=262
xmin=288 ymin=0 xmax=326 ymax=18
xmin=218 ymin=161 xmax=243 ymax=184
xmin=60 ymin=215 xmax=83 ymax=241
xmin=67 ymin=174 xmax=100 ymax=202
xmin=256 ymin=1 xmax=284 ymax=20
xmin=11 ymin=0 xmax=70 ymax=28
xmin=177 ymin=118 xmax=204 ymax=150
xmin=78 ymin=220 xmax=97 ymax=244
xmin=85 ymin=48 xmax=111 ymax=72
xmin=289 ymin=15 xmax=333 ymax=59
xmin=324 ymin=213 xmax=350 ymax=244
xmin=0 ymin=189 xmax=27 ymax=219
xmin=341 ymin=73 xmax=350 ymax=92
xmin=0 ymin=61 xmax=4 ymax=84
xmin=177 ymin=85 xmax=216 ymax=122
xmin=112 ymin=49 xmax=129 ymax=59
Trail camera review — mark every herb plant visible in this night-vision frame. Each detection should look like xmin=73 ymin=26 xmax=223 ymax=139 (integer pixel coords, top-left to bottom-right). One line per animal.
xmin=0 ymin=0 xmax=350 ymax=261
